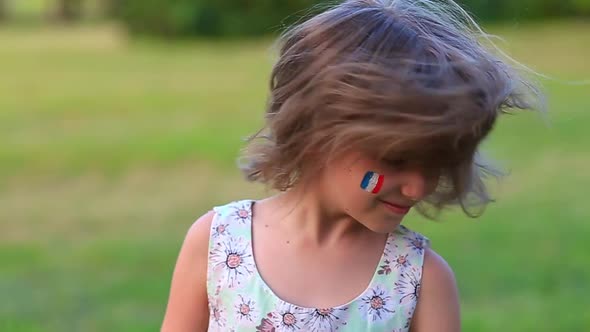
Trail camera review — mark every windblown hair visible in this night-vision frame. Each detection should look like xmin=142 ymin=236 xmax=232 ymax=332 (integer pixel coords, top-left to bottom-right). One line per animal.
xmin=239 ymin=0 xmax=542 ymax=218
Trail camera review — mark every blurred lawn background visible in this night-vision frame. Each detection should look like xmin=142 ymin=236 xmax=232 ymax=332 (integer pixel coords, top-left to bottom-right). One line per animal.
xmin=1 ymin=1 xmax=589 ymax=331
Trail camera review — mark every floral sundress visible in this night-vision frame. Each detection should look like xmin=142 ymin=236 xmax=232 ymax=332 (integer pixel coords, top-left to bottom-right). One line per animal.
xmin=207 ymin=200 xmax=430 ymax=331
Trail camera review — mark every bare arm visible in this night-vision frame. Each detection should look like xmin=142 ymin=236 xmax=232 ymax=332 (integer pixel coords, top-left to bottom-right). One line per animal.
xmin=161 ymin=211 xmax=215 ymax=332
xmin=410 ymin=247 xmax=461 ymax=332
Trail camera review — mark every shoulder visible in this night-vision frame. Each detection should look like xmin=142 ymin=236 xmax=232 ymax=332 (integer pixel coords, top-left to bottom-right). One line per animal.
xmin=185 ymin=210 xmax=216 ymax=251
xmin=410 ymin=247 xmax=461 ymax=332
xmin=422 ymin=247 xmax=456 ymax=286
xmin=173 ymin=210 xmax=217 ymax=285
xmin=184 ymin=199 xmax=254 ymax=252
xmin=160 ymin=210 xmax=216 ymax=331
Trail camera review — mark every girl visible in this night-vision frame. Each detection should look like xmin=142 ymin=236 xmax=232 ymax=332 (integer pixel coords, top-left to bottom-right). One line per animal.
xmin=162 ymin=0 xmax=540 ymax=331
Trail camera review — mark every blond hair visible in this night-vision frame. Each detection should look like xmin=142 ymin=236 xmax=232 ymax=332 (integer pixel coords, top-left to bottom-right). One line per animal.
xmin=240 ymin=0 xmax=542 ymax=218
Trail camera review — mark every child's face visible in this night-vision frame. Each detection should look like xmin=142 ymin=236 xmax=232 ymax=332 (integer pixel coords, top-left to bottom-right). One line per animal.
xmin=319 ymin=151 xmax=440 ymax=234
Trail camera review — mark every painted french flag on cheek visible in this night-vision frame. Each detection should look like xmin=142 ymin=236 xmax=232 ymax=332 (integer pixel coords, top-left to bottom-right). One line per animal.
xmin=360 ymin=171 xmax=385 ymax=194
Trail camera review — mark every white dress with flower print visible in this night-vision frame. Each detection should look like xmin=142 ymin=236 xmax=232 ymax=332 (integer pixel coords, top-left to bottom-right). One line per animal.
xmin=207 ymin=200 xmax=430 ymax=331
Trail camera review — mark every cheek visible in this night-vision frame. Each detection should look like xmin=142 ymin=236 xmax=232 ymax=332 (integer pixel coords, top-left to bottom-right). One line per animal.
xmin=340 ymin=193 xmax=379 ymax=219
xmin=325 ymin=171 xmax=374 ymax=207
xmin=359 ymin=171 xmax=386 ymax=194
xmin=347 ymin=176 xmax=384 ymax=211
xmin=323 ymin=156 xmax=385 ymax=207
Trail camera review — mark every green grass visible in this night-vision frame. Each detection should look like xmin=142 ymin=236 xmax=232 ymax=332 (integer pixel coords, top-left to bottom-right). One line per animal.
xmin=1 ymin=21 xmax=590 ymax=331
xmin=6 ymin=0 xmax=105 ymax=21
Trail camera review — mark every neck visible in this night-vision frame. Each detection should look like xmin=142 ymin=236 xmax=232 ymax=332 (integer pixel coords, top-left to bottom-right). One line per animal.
xmin=263 ymin=182 xmax=366 ymax=246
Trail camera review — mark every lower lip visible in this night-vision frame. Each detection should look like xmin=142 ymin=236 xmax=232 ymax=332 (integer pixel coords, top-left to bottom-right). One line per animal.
xmin=381 ymin=200 xmax=411 ymax=215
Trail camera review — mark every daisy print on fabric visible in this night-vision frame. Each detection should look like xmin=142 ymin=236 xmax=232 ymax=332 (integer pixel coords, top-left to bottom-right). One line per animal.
xmin=235 ymin=295 xmax=259 ymax=324
xmin=359 ymin=285 xmax=395 ymax=321
xmin=231 ymin=202 xmax=252 ymax=224
xmin=382 ymin=234 xmax=396 ymax=258
xmin=256 ymin=315 xmax=276 ymax=332
xmin=209 ymin=302 xmax=227 ymax=329
xmin=378 ymin=259 xmax=392 ymax=275
xmin=403 ymin=314 xmax=412 ymax=329
xmin=393 ymin=254 xmax=410 ymax=270
xmin=210 ymin=236 xmax=254 ymax=288
xmin=212 ymin=223 xmax=230 ymax=238
xmin=394 ymin=266 xmax=422 ymax=305
xmin=262 ymin=303 xmax=308 ymax=331
xmin=305 ymin=307 xmax=348 ymax=331
xmin=404 ymin=233 xmax=426 ymax=255
xmin=389 ymin=309 xmax=413 ymax=332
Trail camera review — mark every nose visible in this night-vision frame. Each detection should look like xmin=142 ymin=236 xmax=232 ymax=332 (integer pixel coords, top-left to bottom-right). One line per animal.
xmin=400 ymin=171 xmax=428 ymax=201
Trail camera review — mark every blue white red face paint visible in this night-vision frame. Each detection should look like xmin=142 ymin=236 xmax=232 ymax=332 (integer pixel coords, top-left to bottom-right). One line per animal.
xmin=360 ymin=171 xmax=384 ymax=194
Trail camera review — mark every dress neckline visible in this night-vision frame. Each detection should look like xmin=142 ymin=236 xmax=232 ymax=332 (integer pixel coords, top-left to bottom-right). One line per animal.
xmin=242 ymin=199 xmax=394 ymax=310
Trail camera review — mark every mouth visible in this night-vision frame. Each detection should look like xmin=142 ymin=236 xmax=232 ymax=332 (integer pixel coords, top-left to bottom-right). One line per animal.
xmin=379 ymin=199 xmax=412 ymax=215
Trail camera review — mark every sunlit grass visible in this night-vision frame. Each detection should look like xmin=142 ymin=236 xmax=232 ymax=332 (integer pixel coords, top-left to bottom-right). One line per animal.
xmin=1 ymin=21 xmax=589 ymax=331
